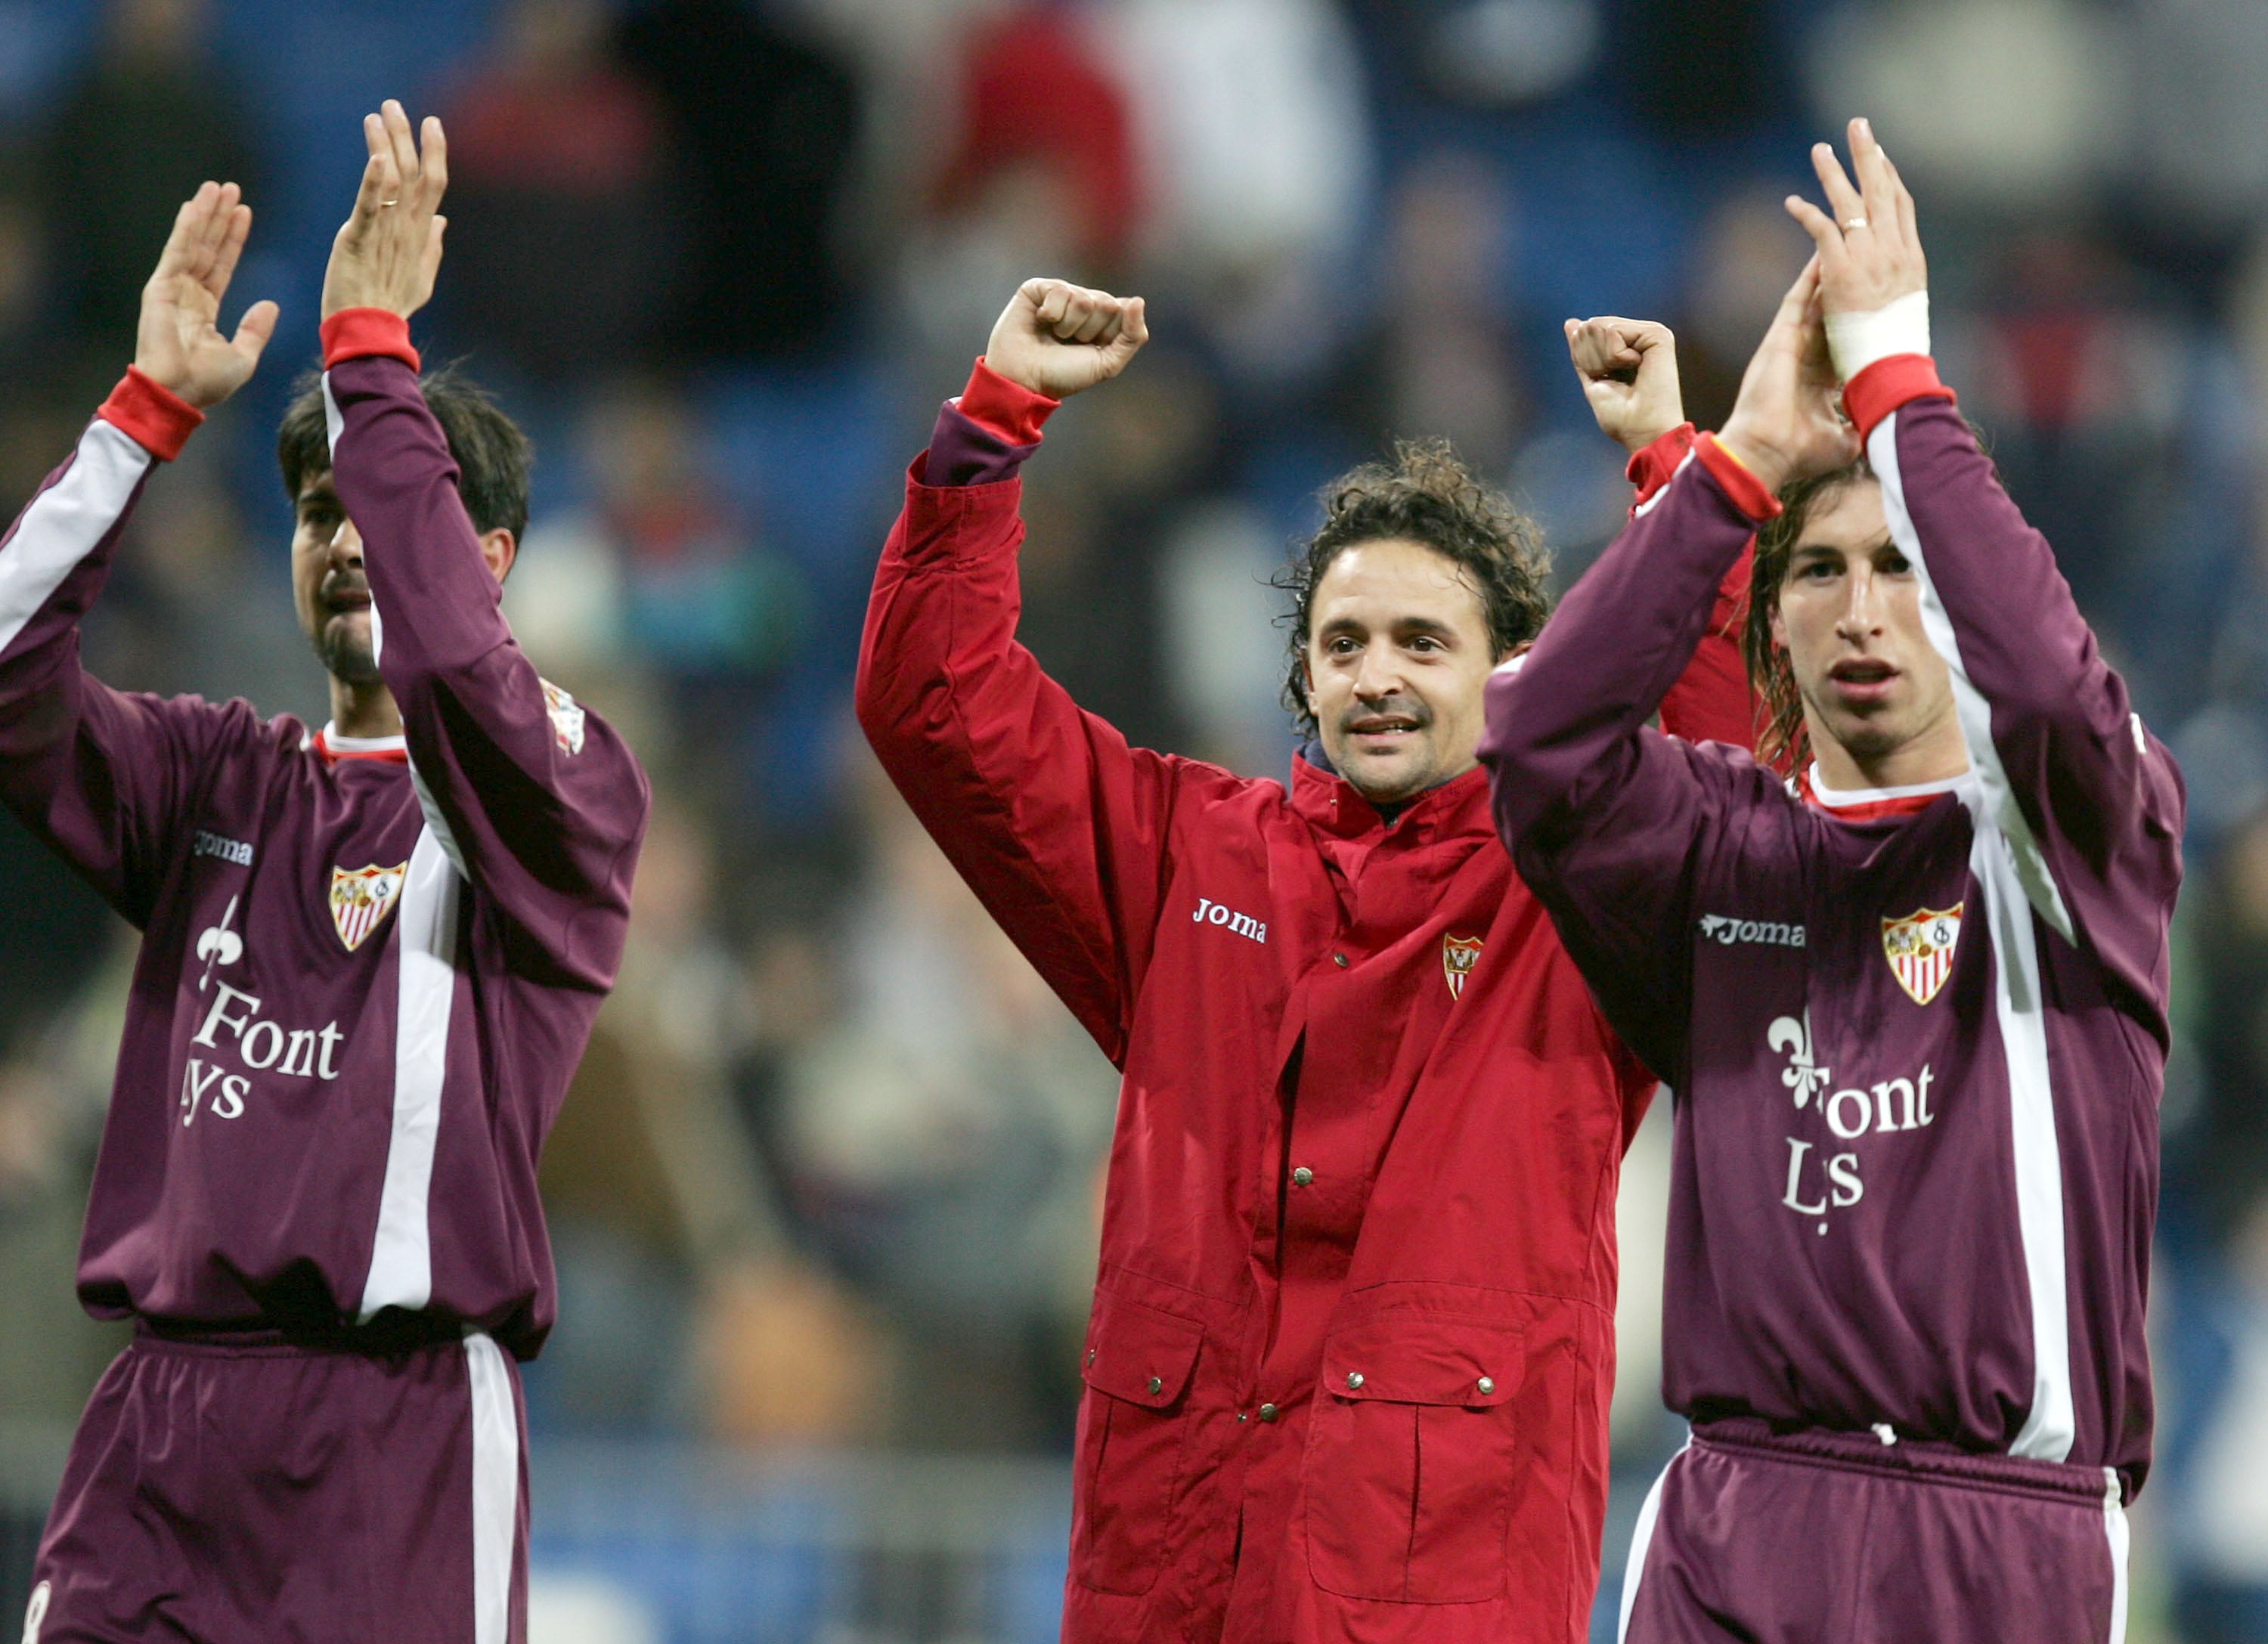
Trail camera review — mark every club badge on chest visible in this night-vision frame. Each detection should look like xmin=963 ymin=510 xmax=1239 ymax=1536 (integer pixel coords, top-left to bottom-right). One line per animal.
xmin=330 ymin=862 xmax=408 ymax=952
xmin=1881 ymin=904 xmax=1963 ymax=1005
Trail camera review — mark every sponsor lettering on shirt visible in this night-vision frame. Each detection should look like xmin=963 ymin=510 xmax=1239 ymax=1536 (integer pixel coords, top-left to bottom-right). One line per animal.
xmin=1699 ymin=913 xmax=1805 ymax=948
xmin=1192 ymin=896 xmax=1266 ymax=944
xmin=182 ymin=980 xmax=349 ymax=1125
xmin=1766 ymin=1008 xmax=1935 ymax=1233
xmin=193 ymin=828 xmax=254 ymax=867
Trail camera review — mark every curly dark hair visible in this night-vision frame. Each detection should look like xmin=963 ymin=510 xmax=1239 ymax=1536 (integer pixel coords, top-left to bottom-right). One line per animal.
xmin=1743 ymin=457 xmax=1875 ymax=773
xmin=1275 ymin=438 xmax=1552 ymax=737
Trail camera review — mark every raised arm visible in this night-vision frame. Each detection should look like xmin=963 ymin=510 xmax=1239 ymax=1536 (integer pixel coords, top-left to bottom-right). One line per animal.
xmin=856 ymin=279 xmax=1182 ymax=1065
xmin=318 ymin=104 xmax=647 ymax=986
xmin=0 ymin=184 xmax=275 ymax=924
xmin=1786 ymin=119 xmax=2183 ymax=976
xmin=1564 ymin=313 xmax=1758 ymax=751
xmin=1485 ymin=266 xmax=1856 ymax=1078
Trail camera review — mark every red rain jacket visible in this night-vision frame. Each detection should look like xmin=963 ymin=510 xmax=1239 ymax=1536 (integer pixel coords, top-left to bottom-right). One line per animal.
xmin=857 ymin=382 xmax=1742 ymax=1644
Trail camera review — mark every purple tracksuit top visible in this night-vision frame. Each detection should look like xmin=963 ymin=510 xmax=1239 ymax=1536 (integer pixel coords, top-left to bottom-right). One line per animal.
xmin=1480 ymin=385 xmax=2182 ymax=1496
xmin=0 ymin=358 xmax=649 ymax=1358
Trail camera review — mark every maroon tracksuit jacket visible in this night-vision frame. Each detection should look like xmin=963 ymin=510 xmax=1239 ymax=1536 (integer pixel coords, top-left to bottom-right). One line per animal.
xmin=1481 ymin=357 xmax=2181 ymax=1640
xmin=0 ymin=316 xmax=647 ymax=1643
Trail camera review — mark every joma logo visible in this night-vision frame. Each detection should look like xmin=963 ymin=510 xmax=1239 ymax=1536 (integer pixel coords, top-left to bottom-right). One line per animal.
xmin=1699 ymin=914 xmax=1805 ymax=948
xmin=1192 ymin=896 xmax=1266 ymax=944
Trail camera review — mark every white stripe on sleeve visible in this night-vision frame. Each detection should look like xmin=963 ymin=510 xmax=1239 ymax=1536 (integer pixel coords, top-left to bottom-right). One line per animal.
xmin=1871 ymin=412 xmax=2076 ymax=1465
xmin=358 ymin=825 xmax=460 ymax=1318
xmin=0 ymin=420 xmax=152 ymax=655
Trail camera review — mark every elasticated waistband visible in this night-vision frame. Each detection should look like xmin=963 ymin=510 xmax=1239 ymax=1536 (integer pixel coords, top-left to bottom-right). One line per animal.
xmin=132 ymin=1311 xmax=469 ymax=1358
xmin=1690 ymin=1417 xmax=2130 ymax=1506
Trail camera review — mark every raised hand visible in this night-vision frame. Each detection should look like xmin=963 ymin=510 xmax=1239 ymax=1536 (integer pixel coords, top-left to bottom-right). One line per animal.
xmin=1783 ymin=117 xmax=1926 ymax=327
xmin=1716 ymin=257 xmax=1861 ymax=494
xmin=135 ymin=181 xmax=279 ymax=410
xmin=321 ymin=100 xmax=448 ymax=321
xmin=984 ymin=279 xmax=1148 ymax=400
xmin=1564 ymin=316 xmax=1684 ymax=454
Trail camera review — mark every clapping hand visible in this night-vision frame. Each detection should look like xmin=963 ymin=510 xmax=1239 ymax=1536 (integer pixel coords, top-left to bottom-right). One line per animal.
xmin=1784 ymin=117 xmax=1927 ymax=339
xmin=321 ymin=100 xmax=448 ymax=322
xmin=135 ymin=181 xmax=278 ymax=410
xmin=984 ymin=280 xmax=1149 ymax=400
xmin=1565 ymin=316 xmax=1684 ymax=454
xmin=1717 ymin=257 xmax=1862 ymax=494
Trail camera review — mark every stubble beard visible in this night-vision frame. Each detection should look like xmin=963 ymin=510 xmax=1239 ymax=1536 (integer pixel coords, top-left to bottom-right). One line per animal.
xmin=315 ymin=617 xmax=381 ymax=689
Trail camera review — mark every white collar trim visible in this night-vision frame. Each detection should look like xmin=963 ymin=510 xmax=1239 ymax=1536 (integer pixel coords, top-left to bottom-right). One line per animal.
xmin=318 ymin=723 xmax=407 ymax=754
xmin=1806 ymin=760 xmax=1967 ymax=808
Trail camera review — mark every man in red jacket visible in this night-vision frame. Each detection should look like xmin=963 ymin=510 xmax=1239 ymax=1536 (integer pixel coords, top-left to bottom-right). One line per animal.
xmin=856 ymin=277 xmax=1737 ymax=1644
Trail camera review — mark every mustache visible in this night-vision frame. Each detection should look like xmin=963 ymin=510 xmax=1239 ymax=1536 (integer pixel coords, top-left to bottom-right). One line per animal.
xmin=318 ymin=574 xmax=372 ymax=608
xmin=1339 ymin=699 xmax=1431 ymax=733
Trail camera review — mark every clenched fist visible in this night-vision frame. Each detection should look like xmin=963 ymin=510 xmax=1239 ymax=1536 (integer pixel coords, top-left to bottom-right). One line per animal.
xmin=984 ymin=279 xmax=1148 ymax=400
xmin=1564 ymin=316 xmax=1683 ymax=454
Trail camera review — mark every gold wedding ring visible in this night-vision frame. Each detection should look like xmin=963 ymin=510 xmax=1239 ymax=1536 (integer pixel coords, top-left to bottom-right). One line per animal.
xmin=1845 ymin=217 xmax=1869 ymax=230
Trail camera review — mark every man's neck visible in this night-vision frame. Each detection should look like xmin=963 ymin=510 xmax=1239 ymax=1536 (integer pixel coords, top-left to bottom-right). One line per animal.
xmin=330 ymin=678 xmax=403 ymax=741
xmin=1807 ymin=712 xmax=1969 ymax=793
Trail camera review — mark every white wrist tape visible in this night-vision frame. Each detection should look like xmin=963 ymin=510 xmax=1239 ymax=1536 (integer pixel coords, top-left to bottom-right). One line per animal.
xmin=1825 ymin=289 xmax=1929 ymax=382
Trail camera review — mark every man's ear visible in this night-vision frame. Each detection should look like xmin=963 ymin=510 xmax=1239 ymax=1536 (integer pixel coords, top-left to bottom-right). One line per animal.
xmin=479 ymin=527 xmax=517 ymax=587
xmin=1768 ymin=603 xmax=1787 ymax=653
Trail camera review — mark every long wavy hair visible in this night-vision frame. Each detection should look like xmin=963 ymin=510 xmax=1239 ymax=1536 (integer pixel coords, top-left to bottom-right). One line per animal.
xmin=1742 ymin=458 xmax=1875 ymax=774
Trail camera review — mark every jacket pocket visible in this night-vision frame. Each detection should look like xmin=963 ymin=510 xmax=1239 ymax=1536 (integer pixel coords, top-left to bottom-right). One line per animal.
xmin=1304 ymin=1313 xmax=1523 ymax=1603
xmin=1070 ymin=1290 xmax=1205 ymax=1597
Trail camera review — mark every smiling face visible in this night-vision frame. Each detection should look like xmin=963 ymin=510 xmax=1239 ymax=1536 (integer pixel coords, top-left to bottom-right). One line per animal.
xmin=1303 ymin=537 xmax=1504 ymax=807
xmin=291 ymin=470 xmax=381 ymax=686
xmin=1769 ymin=478 xmax=1966 ymax=788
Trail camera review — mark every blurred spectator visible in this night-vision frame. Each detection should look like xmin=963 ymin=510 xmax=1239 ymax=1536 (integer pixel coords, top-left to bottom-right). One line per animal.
xmin=1951 ymin=234 xmax=2194 ymax=685
xmin=1014 ymin=343 xmax=1224 ymax=754
xmin=897 ymin=2 xmax=1135 ymax=378
xmin=1346 ymin=0 xmax=1602 ymax=110
xmin=779 ymin=753 xmax=1118 ymax=1448
xmin=615 ymin=0 xmax=864 ymax=361
xmin=1673 ymin=187 xmax=1810 ymax=435
xmin=541 ymin=792 xmax=885 ymax=1441
xmin=519 ymin=377 xmax=807 ymax=803
xmin=1332 ymin=153 xmax=1528 ymax=475
xmin=38 ymin=0 xmax=258 ymax=378
xmin=1103 ymin=0 xmax=1370 ymax=394
xmin=438 ymin=0 xmax=677 ymax=383
xmin=2168 ymin=804 xmax=2268 ymax=1642
xmin=1808 ymin=0 xmax=2123 ymax=213
xmin=1614 ymin=0 xmax=1786 ymax=139
xmin=0 ymin=942 xmax=136 ymax=1427
xmin=85 ymin=438 xmax=318 ymax=720
xmin=2127 ymin=0 xmax=2268 ymax=239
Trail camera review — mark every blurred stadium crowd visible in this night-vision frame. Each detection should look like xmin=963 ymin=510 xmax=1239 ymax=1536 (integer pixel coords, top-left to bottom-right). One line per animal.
xmin=0 ymin=0 xmax=2264 ymax=1639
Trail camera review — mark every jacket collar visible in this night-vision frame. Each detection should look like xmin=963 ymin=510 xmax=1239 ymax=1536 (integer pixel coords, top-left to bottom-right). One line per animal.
xmin=1288 ymin=743 xmax=1495 ymax=846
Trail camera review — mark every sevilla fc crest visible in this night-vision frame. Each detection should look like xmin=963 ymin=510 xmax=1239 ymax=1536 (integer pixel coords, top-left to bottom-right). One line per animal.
xmin=541 ymin=679 xmax=586 ymax=756
xmin=1442 ymin=933 xmax=1483 ymax=1000
xmin=1882 ymin=903 xmax=1963 ymax=1005
xmin=330 ymin=862 xmax=408 ymax=952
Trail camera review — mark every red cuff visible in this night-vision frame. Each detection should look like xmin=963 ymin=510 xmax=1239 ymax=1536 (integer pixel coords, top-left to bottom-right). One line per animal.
xmin=1842 ymin=354 xmax=1956 ymax=445
xmin=1693 ymin=434 xmax=1783 ymax=522
xmin=1625 ymin=422 xmax=1698 ymax=510
xmin=97 ymin=366 xmax=203 ymax=462
xmin=958 ymin=357 xmax=1060 ymax=445
xmin=320 ymin=308 xmax=420 ymax=372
